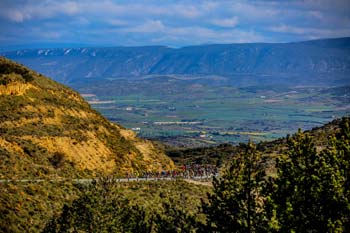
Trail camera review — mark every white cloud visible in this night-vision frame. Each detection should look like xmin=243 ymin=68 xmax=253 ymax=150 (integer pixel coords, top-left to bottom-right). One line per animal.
xmin=122 ymin=20 xmax=165 ymax=33
xmin=108 ymin=19 xmax=128 ymax=27
xmin=43 ymin=31 xmax=62 ymax=39
xmin=270 ymin=25 xmax=306 ymax=34
xmin=269 ymin=24 xmax=350 ymax=38
xmin=308 ymin=10 xmax=323 ymax=19
xmin=171 ymin=4 xmax=201 ymax=18
xmin=60 ymin=1 xmax=80 ymax=15
xmin=0 ymin=1 xmax=81 ymax=22
xmin=5 ymin=9 xmax=29 ymax=22
xmin=211 ymin=17 xmax=239 ymax=28
xmin=120 ymin=23 xmax=264 ymax=44
xmin=229 ymin=2 xmax=280 ymax=20
xmin=0 ymin=0 xmax=349 ymax=47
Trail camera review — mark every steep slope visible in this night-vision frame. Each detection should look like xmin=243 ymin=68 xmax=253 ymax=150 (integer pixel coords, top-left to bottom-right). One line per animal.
xmin=0 ymin=57 xmax=174 ymax=179
xmin=2 ymin=37 xmax=350 ymax=85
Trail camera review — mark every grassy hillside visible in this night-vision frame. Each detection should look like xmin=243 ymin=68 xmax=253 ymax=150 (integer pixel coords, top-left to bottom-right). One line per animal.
xmin=0 ymin=56 xmax=174 ymax=179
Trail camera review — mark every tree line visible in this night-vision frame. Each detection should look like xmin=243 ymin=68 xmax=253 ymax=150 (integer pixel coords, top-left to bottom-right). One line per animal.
xmin=43 ymin=118 xmax=350 ymax=233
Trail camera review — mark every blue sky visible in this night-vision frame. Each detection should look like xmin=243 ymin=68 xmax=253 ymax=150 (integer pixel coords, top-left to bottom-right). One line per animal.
xmin=0 ymin=0 xmax=349 ymax=48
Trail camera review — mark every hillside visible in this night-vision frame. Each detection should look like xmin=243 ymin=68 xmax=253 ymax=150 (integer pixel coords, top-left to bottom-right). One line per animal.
xmin=165 ymin=117 xmax=349 ymax=166
xmin=2 ymin=37 xmax=350 ymax=86
xmin=0 ymin=57 xmax=174 ymax=179
xmin=1 ymin=117 xmax=347 ymax=232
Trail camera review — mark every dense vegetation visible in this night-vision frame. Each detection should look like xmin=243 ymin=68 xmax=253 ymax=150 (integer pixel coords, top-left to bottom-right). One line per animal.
xmin=203 ymin=118 xmax=349 ymax=232
xmin=0 ymin=181 xmax=79 ymax=233
xmin=1 ymin=112 xmax=348 ymax=232
xmin=42 ymin=179 xmax=208 ymax=233
xmin=39 ymin=117 xmax=350 ymax=232
xmin=0 ymin=180 xmax=210 ymax=232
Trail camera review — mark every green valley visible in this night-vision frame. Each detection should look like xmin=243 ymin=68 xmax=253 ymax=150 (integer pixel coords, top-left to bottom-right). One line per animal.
xmin=1 ymin=1 xmax=350 ymax=231
xmin=72 ymin=77 xmax=350 ymax=147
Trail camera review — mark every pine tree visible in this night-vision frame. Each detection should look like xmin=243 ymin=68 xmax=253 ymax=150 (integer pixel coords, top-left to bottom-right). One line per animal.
xmin=202 ymin=142 xmax=268 ymax=232
xmin=153 ymin=198 xmax=199 ymax=233
xmin=318 ymin=118 xmax=350 ymax=232
xmin=42 ymin=178 xmax=151 ymax=233
xmin=269 ymin=118 xmax=350 ymax=232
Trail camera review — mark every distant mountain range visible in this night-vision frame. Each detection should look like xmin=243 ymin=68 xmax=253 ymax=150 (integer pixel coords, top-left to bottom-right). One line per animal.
xmin=2 ymin=37 xmax=350 ymax=86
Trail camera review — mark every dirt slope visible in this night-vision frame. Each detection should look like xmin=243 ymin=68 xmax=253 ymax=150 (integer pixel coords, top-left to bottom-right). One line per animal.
xmin=0 ymin=57 xmax=174 ymax=179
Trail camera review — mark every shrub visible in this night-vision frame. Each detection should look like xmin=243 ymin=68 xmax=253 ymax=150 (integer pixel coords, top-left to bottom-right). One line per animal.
xmin=49 ymin=152 xmax=66 ymax=169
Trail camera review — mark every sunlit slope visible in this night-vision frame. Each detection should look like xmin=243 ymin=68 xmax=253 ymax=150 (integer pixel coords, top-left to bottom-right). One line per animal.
xmin=0 ymin=57 xmax=174 ymax=179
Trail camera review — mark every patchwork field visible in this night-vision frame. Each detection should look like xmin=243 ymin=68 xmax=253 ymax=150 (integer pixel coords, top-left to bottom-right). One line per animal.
xmin=72 ymin=77 xmax=350 ymax=147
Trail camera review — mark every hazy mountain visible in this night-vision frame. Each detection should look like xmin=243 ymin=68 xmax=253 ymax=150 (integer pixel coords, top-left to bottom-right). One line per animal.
xmin=0 ymin=57 xmax=174 ymax=179
xmin=2 ymin=38 xmax=350 ymax=86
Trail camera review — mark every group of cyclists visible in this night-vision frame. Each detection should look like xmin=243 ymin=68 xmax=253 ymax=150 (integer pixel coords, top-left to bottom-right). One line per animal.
xmin=124 ymin=164 xmax=219 ymax=179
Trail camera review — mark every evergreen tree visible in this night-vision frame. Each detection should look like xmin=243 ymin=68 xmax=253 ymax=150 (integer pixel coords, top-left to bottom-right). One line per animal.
xmin=318 ymin=118 xmax=350 ymax=232
xmin=153 ymin=198 xmax=199 ymax=233
xmin=269 ymin=118 xmax=350 ymax=232
xmin=42 ymin=178 xmax=151 ymax=233
xmin=202 ymin=142 xmax=268 ymax=232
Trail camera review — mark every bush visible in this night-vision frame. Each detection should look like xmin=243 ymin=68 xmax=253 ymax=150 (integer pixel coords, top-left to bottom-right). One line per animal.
xmin=49 ymin=152 xmax=66 ymax=169
xmin=42 ymin=178 xmax=151 ymax=233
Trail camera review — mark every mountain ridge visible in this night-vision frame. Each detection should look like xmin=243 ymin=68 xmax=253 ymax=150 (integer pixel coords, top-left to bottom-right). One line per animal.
xmin=2 ymin=37 xmax=350 ymax=85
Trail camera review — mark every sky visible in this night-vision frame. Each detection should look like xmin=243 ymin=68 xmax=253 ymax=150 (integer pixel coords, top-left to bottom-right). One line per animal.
xmin=0 ymin=0 xmax=349 ymax=48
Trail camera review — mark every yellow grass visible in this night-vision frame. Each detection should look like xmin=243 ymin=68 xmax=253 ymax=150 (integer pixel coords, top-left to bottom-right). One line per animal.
xmin=0 ymin=82 xmax=37 ymax=96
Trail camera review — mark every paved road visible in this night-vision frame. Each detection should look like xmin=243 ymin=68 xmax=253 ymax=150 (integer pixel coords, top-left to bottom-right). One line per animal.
xmin=0 ymin=175 xmax=217 ymax=184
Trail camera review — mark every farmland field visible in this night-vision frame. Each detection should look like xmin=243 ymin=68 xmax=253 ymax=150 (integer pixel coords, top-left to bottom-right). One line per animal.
xmin=72 ymin=76 xmax=350 ymax=147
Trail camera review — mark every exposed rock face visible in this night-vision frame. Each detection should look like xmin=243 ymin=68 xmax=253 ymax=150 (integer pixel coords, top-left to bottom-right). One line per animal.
xmin=0 ymin=57 xmax=174 ymax=179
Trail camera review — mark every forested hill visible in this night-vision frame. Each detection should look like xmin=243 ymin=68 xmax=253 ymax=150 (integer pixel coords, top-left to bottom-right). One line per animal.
xmin=2 ymin=37 xmax=350 ymax=85
xmin=0 ymin=57 xmax=174 ymax=179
